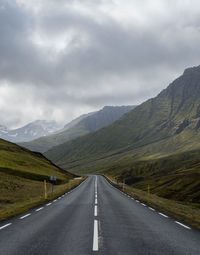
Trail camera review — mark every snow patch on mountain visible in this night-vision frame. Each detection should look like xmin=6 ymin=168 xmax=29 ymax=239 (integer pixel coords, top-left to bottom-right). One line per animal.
xmin=0 ymin=120 xmax=63 ymax=143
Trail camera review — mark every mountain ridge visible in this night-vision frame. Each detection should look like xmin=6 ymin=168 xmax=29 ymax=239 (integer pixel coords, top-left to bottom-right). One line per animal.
xmin=20 ymin=105 xmax=136 ymax=152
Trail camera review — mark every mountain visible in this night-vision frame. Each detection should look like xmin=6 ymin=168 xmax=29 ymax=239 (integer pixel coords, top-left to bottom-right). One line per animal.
xmin=62 ymin=112 xmax=96 ymax=131
xmin=44 ymin=65 xmax=200 ymax=203
xmin=0 ymin=120 xmax=62 ymax=143
xmin=44 ymin=66 xmax=200 ymax=170
xmin=20 ymin=105 xmax=136 ymax=152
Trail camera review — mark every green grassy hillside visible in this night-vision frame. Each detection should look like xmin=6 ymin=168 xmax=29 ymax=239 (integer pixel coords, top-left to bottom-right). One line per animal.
xmin=108 ymin=149 xmax=200 ymax=203
xmin=0 ymin=139 xmax=73 ymax=182
xmin=0 ymin=138 xmax=76 ymax=219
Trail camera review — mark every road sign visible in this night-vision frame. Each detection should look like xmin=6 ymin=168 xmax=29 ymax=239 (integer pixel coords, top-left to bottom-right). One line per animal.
xmin=50 ymin=173 xmax=56 ymax=194
xmin=50 ymin=173 xmax=56 ymax=182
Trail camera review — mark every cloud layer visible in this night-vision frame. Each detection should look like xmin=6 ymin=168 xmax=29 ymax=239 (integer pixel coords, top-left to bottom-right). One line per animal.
xmin=1 ymin=0 xmax=200 ymax=128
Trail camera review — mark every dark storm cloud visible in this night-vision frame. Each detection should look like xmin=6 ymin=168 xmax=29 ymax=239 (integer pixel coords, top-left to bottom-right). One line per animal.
xmin=1 ymin=0 xmax=200 ymax=127
xmin=1 ymin=0 xmax=200 ymax=86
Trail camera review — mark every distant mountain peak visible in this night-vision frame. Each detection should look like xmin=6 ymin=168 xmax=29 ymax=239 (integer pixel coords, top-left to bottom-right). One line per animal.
xmin=0 ymin=120 xmax=62 ymax=143
xmin=183 ymin=65 xmax=200 ymax=76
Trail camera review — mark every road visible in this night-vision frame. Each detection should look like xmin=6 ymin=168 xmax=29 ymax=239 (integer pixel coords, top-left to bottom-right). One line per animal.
xmin=0 ymin=175 xmax=199 ymax=254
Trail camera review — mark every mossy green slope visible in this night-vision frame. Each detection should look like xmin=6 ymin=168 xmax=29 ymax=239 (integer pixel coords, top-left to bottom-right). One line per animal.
xmin=108 ymin=148 xmax=200 ymax=203
xmin=0 ymin=138 xmax=73 ymax=183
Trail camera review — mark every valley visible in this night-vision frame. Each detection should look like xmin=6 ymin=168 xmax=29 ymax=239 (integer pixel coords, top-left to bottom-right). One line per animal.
xmin=44 ymin=66 xmax=200 ymax=205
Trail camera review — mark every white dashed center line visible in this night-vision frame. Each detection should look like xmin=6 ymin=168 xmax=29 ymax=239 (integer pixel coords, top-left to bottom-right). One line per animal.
xmin=93 ymin=220 xmax=99 ymax=251
xmin=93 ymin=176 xmax=99 ymax=251
xmin=94 ymin=205 xmax=98 ymax=216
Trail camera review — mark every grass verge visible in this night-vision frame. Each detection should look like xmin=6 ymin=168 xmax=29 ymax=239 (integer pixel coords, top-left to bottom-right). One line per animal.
xmin=0 ymin=176 xmax=87 ymax=221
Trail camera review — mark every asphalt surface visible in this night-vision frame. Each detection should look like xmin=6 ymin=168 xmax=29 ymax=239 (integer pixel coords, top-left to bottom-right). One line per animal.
xmin=0 ymin=175 xmax=199 ymax=255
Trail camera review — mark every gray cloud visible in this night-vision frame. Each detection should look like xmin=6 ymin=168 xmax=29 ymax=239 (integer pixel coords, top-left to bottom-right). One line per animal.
xmin=1 ymin=0 xmax=200 ymax=128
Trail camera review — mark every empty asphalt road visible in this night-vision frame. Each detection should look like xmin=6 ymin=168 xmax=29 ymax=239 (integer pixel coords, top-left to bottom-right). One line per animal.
xmin=0 ymin=175 xmax=199 ymax=254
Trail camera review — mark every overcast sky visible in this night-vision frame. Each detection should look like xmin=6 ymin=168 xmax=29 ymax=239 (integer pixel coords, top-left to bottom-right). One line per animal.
xmin=1 ymin=0 xmax=200 ymax=128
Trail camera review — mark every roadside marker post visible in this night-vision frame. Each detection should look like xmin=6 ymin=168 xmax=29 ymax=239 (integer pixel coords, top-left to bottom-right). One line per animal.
xmin=123 ymin=179 xmax=125 ymax=192
xmin=148 ymin=184 xmax=150 ymax=203
xmin=44 ymin=180 xmax=47 ymax=199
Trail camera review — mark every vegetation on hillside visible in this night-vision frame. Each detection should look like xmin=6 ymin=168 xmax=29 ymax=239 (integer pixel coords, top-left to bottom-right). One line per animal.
xmin=0 ymin=138 xmax=77 ymax=220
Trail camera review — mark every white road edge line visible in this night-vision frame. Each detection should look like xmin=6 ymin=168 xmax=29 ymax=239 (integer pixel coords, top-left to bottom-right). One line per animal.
xmin=36 ymin=207 xmax=44 ymax=212
xmin=149 ymin=207 xmax=155 ymax=211
xmin=94 ymin=205 xmax=98 ymax=217
xmin=175 ymin=221 xmax=191 ymax=229
xmin=0 ymin=223 xmax=12 ymax=230
xmin=93 ymin=220 xmax=99 ymax=251
xmin=46 ymin=203 xmax=52 ymax=206
xmin=159 ymin=212 xmax=168 ymax=218
xmin=20 ymin=213 xmax=31 ymax=219
xmin=141 ymin=203 xmax=146 ymax=206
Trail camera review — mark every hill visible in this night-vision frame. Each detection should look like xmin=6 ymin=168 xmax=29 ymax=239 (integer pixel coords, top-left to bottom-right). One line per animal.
xmin=20 ymin=105 xmax=135 ymax=152
xmin=0 ymin=138 xmax=73 ymax=183
xmin=0 ymin=138 xmax=76 ymax=219
xmin=44 ymin=65 xmax=200 ymax=203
